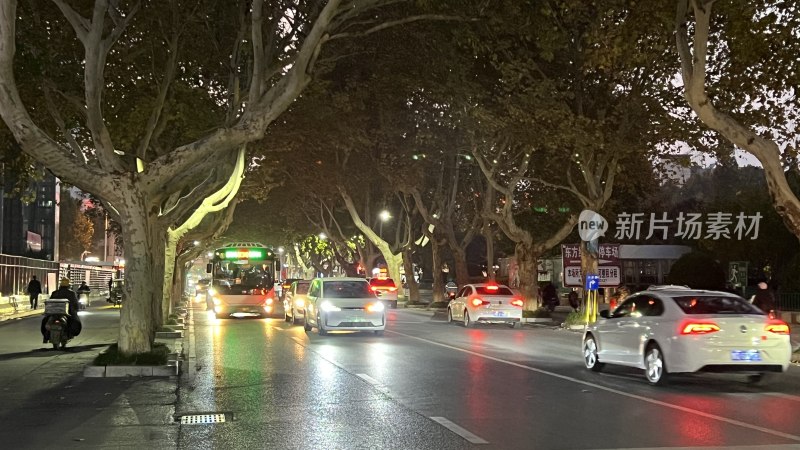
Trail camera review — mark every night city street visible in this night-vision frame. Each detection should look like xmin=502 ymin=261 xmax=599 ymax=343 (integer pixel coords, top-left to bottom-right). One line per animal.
xmin=2 ymin=303 xmax=800 ymax=449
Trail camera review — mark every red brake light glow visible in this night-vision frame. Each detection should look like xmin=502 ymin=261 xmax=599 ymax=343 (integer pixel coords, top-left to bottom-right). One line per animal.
xmin=471 ymin=298 xmax=488 ymax=307
xmin=680 ymin=321 xmax=720 ymax=335
xmin=511 ymin=298 xmax=524 ymax=307
xmin=370 ymin=286 xmax=379 ymax=292
xmin=765 ymin=320 xmax=790 ymax=335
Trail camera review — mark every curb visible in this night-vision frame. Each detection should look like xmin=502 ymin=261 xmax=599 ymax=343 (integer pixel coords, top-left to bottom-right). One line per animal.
xmin=83 ymin=363 xmax=179 ymax=378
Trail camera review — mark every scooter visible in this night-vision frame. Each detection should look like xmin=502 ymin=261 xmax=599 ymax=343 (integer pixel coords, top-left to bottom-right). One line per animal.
xmin=77 ymin=292 xmax=90 ymax=310
xmin=43 ymin=299 xmax=73 ymax=350
xmin=445 ymin=282 xmax=458 ymax=300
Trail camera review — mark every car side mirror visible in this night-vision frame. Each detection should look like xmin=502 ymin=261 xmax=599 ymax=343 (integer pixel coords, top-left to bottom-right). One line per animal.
xmin=206 ymin=263 xmax=212 ymax=274
xmin=599 ymin=310 xmax=610 ymax=319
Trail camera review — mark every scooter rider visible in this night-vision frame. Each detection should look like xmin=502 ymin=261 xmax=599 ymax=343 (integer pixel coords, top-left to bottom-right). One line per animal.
xmin=41 ymin=278 xmax=81 ymax=343
xmin=77 ymin=281 xmax=90 ymax=295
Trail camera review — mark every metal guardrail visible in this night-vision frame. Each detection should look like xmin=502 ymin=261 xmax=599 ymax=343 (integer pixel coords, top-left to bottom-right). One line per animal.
xmin=778 ymin=293 xmax=800 ymax=312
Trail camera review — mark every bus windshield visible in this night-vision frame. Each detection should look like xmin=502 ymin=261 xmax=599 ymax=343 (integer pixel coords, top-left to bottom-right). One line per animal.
xmin=210 ymin=244 xmax=275 ymax=294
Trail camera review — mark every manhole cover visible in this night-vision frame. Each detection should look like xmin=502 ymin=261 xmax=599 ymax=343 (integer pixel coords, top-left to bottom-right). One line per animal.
xmin=179 ymin=413 xmax=226 ymax=425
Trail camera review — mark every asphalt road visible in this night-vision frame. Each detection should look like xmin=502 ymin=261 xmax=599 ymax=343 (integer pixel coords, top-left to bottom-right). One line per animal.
xmin=2 ymin=302 xmax=799 ymax=449
xmin=178 ymin=307 xmax=800 ymax=450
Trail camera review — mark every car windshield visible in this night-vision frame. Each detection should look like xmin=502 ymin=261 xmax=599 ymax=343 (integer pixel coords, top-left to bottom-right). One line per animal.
xmin=475 ymin=286 xmax=514 ymax=296
xmin=671 ymin=295 xmax=764 ymax=315
xmin=369 ymin=278 xmax=396 ymax=288
xmin=324 ymin=281 xmax=373 ymax=298
xmin=295 ymin=282 xmax=310 ymax=295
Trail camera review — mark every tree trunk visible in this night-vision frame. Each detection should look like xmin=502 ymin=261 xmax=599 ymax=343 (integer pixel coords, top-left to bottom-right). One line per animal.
xmin=402 ymin=248 xmax=419 ymax=303
xmin=386 ymin=252 xmax=404 ymax=302
xmin=162 ymin=232 xmax=179 ymax=324
xmin=484 ymin=220 xmax=495 ymax=281
xmin=431 ymin=240 xmax=444 ymax=303
xmin=515 ymin=243 xmax=540 ymax=311
xmin=452 ymin=247 xmax=471 ymax=287
xmin=116 ymin=192 xmax=159 ymax=355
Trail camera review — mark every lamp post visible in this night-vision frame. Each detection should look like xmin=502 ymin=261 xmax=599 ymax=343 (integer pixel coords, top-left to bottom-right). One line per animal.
xmin=278 ymin=246 xmax=285 ymax=281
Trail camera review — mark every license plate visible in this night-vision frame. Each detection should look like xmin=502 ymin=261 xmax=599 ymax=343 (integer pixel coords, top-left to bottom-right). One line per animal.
xmin=731 ymin=350 xmax=761 ymax=361
xmin=493 ymin=311 xmax=506 ymax=317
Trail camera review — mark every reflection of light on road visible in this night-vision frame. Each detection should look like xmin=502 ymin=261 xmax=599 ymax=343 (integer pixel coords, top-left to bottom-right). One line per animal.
xmin=467 ymin=329 xmax=487 ymax=350
xmin=366 ymin=342 xmax=389 ymax=379
xmin=661 ymin=394 xmax=724 ymax=445
xmin=466 ymin=354 xmax=489 ymax=420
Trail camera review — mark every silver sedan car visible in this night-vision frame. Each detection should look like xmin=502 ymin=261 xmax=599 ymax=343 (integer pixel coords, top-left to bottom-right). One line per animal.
xmin=303 ymin=277 xmax=386 ymax=336
xmin=582 ymin=286 xmax=792 ymax=386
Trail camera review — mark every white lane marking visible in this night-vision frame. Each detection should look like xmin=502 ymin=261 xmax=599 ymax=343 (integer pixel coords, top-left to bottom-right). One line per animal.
xmin=430 ymin=416 xmax=488 ymax=445
xmin=271 ymin=326 xmax=285 ymax=331
xmin=356 ymin=373 xmax=391 ymax=395
xmin=389 ymin=330 xmax=800 ymax=443
xmin=766 ymin=392 xmax=800 ymax=403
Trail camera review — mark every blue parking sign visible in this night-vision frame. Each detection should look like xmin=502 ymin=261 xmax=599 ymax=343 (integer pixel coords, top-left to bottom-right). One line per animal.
xmin=585 ymin=275 xmax=600 ymax=290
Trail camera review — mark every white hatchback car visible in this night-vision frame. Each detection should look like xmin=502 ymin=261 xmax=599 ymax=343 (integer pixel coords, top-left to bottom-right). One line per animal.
xmin=447 ymin=283 xmax=524 ymax=328
xmin=304 ymin=277 xmax=386 ymax=336
xmin=582 ymin=286 xmax=792 ymax=385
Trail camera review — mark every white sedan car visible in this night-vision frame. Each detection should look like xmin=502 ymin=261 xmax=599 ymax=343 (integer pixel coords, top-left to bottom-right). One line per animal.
xmin=303 ymin=277 xmax=386 ymax=336
xmin=582 ymin=286 xmax=792 ymax=385
xmin=283 ymin=280 xmax=310 ymax=325
xmin=447 ymin=283 xmax=524 ymax=328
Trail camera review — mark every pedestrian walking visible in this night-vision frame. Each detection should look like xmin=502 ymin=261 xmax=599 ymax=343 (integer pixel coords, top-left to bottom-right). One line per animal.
xmin=27 ymin=275 xmax=42 ymax=309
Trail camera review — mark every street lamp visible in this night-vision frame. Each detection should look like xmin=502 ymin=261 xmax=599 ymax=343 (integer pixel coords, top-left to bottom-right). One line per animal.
xmin=378 ymin=210 xmax=392 ymax=239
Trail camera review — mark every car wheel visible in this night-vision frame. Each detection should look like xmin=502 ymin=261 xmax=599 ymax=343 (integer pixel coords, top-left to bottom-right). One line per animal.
xmin=317 ymin=314 xmax=327 ymax=336
xmin=644 ymin=343 xmax=668 ymax=385
xmin=463 ymin=310 xmax=474 ymax=328
xmin=510 ymin=321 xmax=521 ymax=329
xmin=291 ymin=310 xmax=300 ymax=325
xmin=583 ymin=335 xmax=604 ymax=372
xmin=303 ymin=318 xmax=312 ymax=332
xmin=447 ymin=308 xmax=454 ymax=324
xmin=374 ymin=330 xmax=384 ymax=336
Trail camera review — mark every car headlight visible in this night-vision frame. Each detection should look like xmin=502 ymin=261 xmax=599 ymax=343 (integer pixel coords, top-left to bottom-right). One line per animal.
xmin=208 ymin=288 xmax=216 ymax=296
xmin=294 ymin=299 xmax=305 ymax=308
xmin=212 ymin=297 xmax=221 ymax=305
xmin=265 ymin=297 xmax=274 ymax=305
xmin=366 ymin=302 xmax=384 ymax=313
xmin=320 ymin=300 xmax=341 ymax=312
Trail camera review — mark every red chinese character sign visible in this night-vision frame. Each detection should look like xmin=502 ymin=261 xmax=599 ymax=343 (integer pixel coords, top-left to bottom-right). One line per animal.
xmin=561 ymin=243 xmax=620 ymax=288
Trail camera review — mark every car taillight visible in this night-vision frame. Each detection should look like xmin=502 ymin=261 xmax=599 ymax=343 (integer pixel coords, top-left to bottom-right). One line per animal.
xmin=680 ymin=321 xmax=720 ymax=335
xmin=765 ymin=320 xmax=790 ymax=335
xmin=265 ymin=298 xmax=274 ymax=305
xmin=366 ymin=302 xmax=385 ymax=313
xmin=471 ymin=298 xmax=489 ymax=307
xmin=511 ymin=298 xmax=524 ymax=307
xmin=370 ymin=286 xmax=379 ymax=292
xmin=486 ymin=284 xmax=499 ymax=291
xmin=388 ymin=287 xmax=397 ymax=292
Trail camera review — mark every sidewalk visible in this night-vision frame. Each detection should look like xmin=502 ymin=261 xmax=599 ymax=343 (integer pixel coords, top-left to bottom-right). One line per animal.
xmin=0 ymin=293 xmax=109 ymax=322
